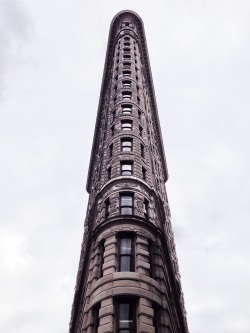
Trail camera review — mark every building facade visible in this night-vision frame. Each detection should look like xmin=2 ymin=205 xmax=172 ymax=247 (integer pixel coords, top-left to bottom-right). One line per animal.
xmin=69 ymin=10 xmax=188 ymax=333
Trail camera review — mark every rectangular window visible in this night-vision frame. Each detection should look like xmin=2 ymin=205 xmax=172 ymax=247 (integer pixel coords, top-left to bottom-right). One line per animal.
xmin=142 ymin=166 xmax=146 ymax=180
xmin=118 ymin=236 xmax=134 ymax=272
xmin=123 ymin=48 xmax=130 ymax=54
xmin=121 ymin=162 xmax=133 ymax=176
xmin=120 ymin=194 xmax=133 ymax=215
xmin=122 ymin=80 xmax=132 ymax=88
xmin=121 ymin=139 xmax=132 ymax=152
xmin=124 ymin=42 xmax=130 ymax=47
xmin=123 ymin=70 xmax=131 ymax=77
xmin=116 ymin=300 xmax=136 ymax=333
xmin=109 ymin=143 xmax=113 ymax=157
xmin=99 ymin=240 xmax=105 ymax=278
xmin=123 ymin=54 xmax=131 ymax=60
xmin=105 ymin=199 xmax=110 ymax=218
xmin=93 ymin=304 xmax=101 ymax=333
xmin=122 ymin=104 xmax=132 ymax=115
xmin=137 ymin=96 xmax=140 ymax=104
xmin=111 ymin=125 xmax=115 ymax=136
xmin=144 ymin=199 xmax=149 ymax=218
xmin=107 ymin=166 xmax=111 ymax=180
xmin=113 ymin=109 xmax=116 ymax=121
xmin=122 ymin=91 xmax=132 ymax=100
xmin=122 ymin=121 xmax=132 ymax=131
xmin=141 ymin=144 xmax=145 ymax=158
xmin=123 ymin=62 xmax=131 ymax=69
xmin=124 ymin=37 xmax=130 ymax=42
xmin=138 ymin=110 xmax=141 ymax=120
xmin=139 ymin=125 xmax=142 ymax=136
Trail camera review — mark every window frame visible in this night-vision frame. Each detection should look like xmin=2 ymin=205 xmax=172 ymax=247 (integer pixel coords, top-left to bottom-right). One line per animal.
xmin=122 ymin=104 xmax=132 ymax=115
xmin=105 ymin=198 xmax=110 ymax=218
xmin=115 ymin=299 xmax=136 ymax=333
xmin=120 ymin=193 xmax=133 ymax=215
xmin=122 ymin=91 xmax=132 ymax=100
xmin=121 ymin=161 xmax=133 ymax=176
xmin=123 ymin=70 xmax=131 ymax=77
xmin=121 ymin=120 xmax=133 ymax=131
xmin=117 ymin=234 xmax=135 ymax=272
xmin=109 ymin=143 xmax=113 ymax=157
xmin=142 ymin=166 xmax=146 ymax=180
xmin=121 ymin=138 xmax=132 ymax=152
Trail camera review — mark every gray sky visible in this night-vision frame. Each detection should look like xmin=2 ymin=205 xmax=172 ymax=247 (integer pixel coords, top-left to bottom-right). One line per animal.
xmin=0 ymin=0 xmax=250 ymax=332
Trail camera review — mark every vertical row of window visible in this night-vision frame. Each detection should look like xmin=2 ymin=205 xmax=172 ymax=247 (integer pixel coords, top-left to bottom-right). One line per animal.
xmin=107 ymin=138 xmax=146 ymax=180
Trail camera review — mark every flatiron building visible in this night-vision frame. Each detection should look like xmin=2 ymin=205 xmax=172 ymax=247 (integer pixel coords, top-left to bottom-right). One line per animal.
xmin=69 ymin=10 xmax=189 ymax=333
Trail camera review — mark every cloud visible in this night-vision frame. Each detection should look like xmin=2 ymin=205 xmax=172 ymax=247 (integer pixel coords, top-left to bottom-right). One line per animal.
xmin=0 ymin=0 xmax=32 ymax=100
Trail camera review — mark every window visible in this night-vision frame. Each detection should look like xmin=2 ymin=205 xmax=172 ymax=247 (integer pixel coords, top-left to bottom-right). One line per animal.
xmin=122 ymin=91 xmax=132 ymax=100
xmin=142 ymin=166 xmax=146 ymax=180
xmin=141 ymin=144 xmax=145 ymax=158
xmin=123 ymin=62 xmax=131 ymax=68
xmin=121 ymin=138 xmax=132 ymax=152
xmin=123 ymin=48 xmax=130 ymax=54
xmin=107 ymin=166 xmax=111 ymax=180
xmin=105 ymin=198 xmax=110 ymax=218
xmin=137 ymin=96 xmax=140 ymax=104
xmin=136 ymin=85 xmax=139 ymax=94
xmin=117 ymin=302 xmax=136 ymax=332
xmin=153 ymin=305 xmax=160 ymax=333
xmin=122 ymin=80 xmax=131 ymax=88
xmin=109 ymin=143 xmax=113 ymax=157
xmin=138 ymin=110 xmax=141 ymax=120
xmin=93 ymin=304 xmax=101 ymax=333
xmin=139 ymin=125 xmax=142 ymax=136
xmin=118 ymin=236 xmax=134 ymax=271
xmin=123 ymin=54 xmax=131 ymax=60
xmin=124 ymin=36 xmax=130 ymax=42
xmin=124 ymin=42 xmax=130 ymax=47
xmin=123 ymin=70 xmax=131 ymax=77
xmin=122 ymin=121 xmax=132 ymax=131
xmin=144 ymin=199 xmax=149 ymax=218
xmin=112 ymin=109 xmax=116 ymax=121
xmin=122 ymin=104 xmax=132 ymax=115
xmin=111 ymin=125 xmax=115 ymax=136
xmin=99 ymin=240 xmax=105 ymax=278
xmin=136 ymin=75 xmax=139 ymax=82
xmin=121 ymin=161 xmax=133 ymax=176
xmin=120 ymin=194 xmax=133 ymax=215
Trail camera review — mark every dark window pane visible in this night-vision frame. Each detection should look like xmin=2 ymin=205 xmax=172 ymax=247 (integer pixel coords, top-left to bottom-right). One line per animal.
xmin=121 ymin=195 xmax=132 ymax=206
xmin=121 ymin=207 xmax=132 ymax=215
xmin=120 ymin=256 xmax=131 ymax=272
xmin=119 ymin=303 xmax=134 ymax=328
xmin=120 ymin=238 xmax=132 ymax=254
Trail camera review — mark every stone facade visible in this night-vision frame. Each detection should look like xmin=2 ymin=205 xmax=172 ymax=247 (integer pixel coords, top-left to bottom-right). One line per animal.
xmin=69 ymin=10 xmax=189 ymax=333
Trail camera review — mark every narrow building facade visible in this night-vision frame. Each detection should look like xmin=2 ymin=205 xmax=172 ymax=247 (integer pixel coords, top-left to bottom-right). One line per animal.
xmin=69 ymin=10 xmax=188 ymax=333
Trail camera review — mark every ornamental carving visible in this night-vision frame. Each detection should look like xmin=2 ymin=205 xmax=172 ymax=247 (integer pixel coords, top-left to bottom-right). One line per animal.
xmin=136 ymin=199 xmax=144 ymax=214
xmin=110 ymin=198 xmax=118 ymax=214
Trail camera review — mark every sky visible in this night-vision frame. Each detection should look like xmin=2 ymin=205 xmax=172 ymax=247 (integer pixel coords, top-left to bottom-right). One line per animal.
xmin=0 ymin=0 xmax=250 ymax=332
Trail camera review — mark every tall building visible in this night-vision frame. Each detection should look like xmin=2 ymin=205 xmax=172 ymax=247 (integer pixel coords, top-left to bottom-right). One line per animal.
xmin=69 ymin=10 xmax=188 ymax=333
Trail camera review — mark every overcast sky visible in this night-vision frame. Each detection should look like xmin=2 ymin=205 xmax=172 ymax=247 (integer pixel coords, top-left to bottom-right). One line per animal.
xmin=0 ymin=0 xmax=250 ymax=332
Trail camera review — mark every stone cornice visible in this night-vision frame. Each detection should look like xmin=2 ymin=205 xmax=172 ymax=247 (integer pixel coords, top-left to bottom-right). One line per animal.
xmin=86 ymin=10 xmax=168 ymax=193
